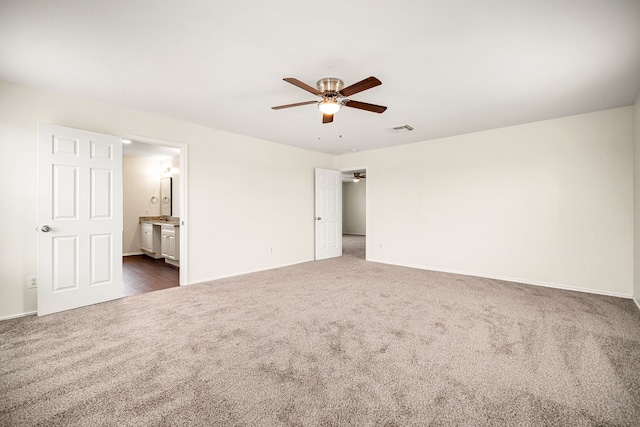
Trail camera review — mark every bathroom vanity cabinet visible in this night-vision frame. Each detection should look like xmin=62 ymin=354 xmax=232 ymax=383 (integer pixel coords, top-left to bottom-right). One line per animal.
xmin=140 ymin=222 xmax=163 ymax=259
xmin=161 ymin=224 xmax=180 ymax=266
xmin=140 ymin=218 xmax=180 ymax=266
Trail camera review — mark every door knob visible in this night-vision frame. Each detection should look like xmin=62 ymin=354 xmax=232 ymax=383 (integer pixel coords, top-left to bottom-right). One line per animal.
xmin=41 ymin=225 xmax=51 ymax=232
xmin=315 ymin=217 xmax=322 ymax=221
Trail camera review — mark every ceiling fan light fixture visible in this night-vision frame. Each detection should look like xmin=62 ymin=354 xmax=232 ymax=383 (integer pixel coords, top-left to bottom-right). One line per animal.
xmin=318 ymin=99 xmax=341 ymax=115
xmin=353 ymin=177 xmax=360 ymax=182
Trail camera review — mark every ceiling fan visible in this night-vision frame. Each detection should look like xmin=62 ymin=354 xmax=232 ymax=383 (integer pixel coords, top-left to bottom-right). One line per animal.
xmin=352 ymin=172 xmax=366 ymax=182
xmin=272 ymin=76 xmax=387 ymax=123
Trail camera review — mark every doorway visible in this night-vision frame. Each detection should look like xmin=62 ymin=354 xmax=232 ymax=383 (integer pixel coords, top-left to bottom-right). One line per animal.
xmin=36 ymin=124 xmax=188 ymax=315
xmin=122 ymin=138 xmax=187 ymax=295
xmin=341 ymin=168 xmax=367 ymax=260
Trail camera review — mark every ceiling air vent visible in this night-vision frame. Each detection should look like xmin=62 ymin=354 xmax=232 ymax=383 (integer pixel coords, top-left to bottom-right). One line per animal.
xmin=388 ymin=124 xmax=414 ymax=133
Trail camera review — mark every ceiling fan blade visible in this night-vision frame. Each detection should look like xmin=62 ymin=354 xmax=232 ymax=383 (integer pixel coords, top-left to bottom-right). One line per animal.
xmin=283 ymin=78 xmax=322 ymax=96
xmin=322 ymin=113 xmax=334 ymax=124
xmin=339 ymin=76 xmax=382 ymax=97
xmin=344 ymin=100 xmax=387 ymax=113
xmin=271 ymin=100 xmax=317 ymax=110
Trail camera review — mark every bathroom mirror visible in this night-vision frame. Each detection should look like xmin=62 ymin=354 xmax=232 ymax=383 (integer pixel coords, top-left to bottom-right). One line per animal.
xmin=161 ymin=177 xmax=172 ymax=216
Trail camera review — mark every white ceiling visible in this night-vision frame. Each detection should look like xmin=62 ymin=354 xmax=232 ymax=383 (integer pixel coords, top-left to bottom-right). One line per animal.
xmin=1 ymin=1 xmax=639 ymax=155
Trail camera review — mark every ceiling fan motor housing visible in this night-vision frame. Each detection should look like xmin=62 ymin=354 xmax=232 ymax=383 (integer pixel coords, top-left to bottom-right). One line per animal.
xmin=317 ymin=77 xmax=344 ymax=97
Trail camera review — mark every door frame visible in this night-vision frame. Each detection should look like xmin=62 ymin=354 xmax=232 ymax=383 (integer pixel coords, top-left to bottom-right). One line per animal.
xmin=120 ymin=133 xmax=189 ymax=287
xmin=339 ymin=165 xmax=368 ymax=260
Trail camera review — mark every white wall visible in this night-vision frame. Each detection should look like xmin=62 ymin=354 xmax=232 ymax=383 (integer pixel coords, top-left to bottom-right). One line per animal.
xmin=123 ymin=156 xmax=161 ymax=255
xmin=0 ymin=115 xmax=37 ymax=316
xmin=634 ymin=92 xmax=640 ymax=307
xmin=343 ymin=181 xmax=366 ymax=235
xmin=336 ymin=107 xmax=634 ymax=297
xmin=0 ymin=80 xmax=333 ymax=318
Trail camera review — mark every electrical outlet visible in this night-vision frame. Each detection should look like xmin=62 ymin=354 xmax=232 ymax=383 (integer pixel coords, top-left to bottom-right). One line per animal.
xmin=27 ymin=276 xmax=37 ymax=289
xmin=269 ymin=247 xmax=274 ymax=254
xmin=379 ymin=243 xmax=383 ymax=249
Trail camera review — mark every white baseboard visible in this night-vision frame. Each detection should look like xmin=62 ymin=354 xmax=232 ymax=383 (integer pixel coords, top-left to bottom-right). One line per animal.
xmin=366 ymin=258 xmax=633 ymax=299
xmin=0 ymin=311 xmax=36 ymax=321
xmin=123 ymin=252 xmax=144 ymax=256
xmin=634 ymin=297 xmax=640 ymax=312
xmin=188 ymin=259 xmax=314 ymax=286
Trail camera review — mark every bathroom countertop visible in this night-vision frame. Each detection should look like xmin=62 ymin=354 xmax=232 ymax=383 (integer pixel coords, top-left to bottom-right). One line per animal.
xmin=139 ymin=216 xmax=180 ymax=227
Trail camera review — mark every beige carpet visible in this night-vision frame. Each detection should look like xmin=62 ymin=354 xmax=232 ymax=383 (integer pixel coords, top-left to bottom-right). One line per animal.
xmin=1 ymin=237 xmax=640 ymax=426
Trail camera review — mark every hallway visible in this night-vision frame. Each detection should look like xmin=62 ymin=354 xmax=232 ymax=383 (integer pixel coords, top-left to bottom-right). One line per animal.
xmin=342 ymin=234 xmax=365 ymax=259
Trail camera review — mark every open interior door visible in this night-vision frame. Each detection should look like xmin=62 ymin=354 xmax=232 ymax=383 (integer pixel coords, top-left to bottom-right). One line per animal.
xmin=315 ymin=168 xmax=342 ymax=260
xmin=37 ymin=124 xmax=123 ymax=315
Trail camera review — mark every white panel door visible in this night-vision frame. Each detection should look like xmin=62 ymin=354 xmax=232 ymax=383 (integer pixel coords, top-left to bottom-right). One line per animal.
xmin=37 ymin=124 xmax=123 ymax=315
xmin=315 ymin=168 xmax=342 ymax=260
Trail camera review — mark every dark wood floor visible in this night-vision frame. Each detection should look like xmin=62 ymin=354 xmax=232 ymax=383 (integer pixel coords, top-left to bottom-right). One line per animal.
xmin=123 ymin=255 xmax=179 ymax=296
